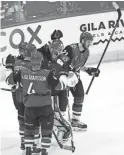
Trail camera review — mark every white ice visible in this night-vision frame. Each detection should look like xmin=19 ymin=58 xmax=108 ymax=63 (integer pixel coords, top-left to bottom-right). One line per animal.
xmin=0 ymin=61 xmax=124 ymax=155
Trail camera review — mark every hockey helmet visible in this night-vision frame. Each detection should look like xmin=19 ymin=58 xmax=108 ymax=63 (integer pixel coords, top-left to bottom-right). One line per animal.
xmin=30 ymin=51 xmax=44 ymax=70
xmin=19 ymin=42 xmax=27 ymax=50
xmin=18 ymin=42 xmax=27 ymax=56
xmin=24 ymin=43 xmax=37 ymax=59
xmin=80 ymin=32 xmax=93 ymax=43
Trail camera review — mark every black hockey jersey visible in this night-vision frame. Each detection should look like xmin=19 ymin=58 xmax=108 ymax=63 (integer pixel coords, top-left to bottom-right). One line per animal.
xmin=64 ymin=43 xmax=89 ymax=71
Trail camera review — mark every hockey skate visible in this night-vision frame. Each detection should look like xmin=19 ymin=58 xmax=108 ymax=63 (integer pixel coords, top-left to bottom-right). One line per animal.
xmin=71 ymin=119 xmax=87 ymax=131
xmin=21 ymin=148 xmax=25 ymax=155
xmin=25 ymin=146 xmax=41 ymax=155
xmin=21 ymin=137 xmax=25 ymax=150
xmin=32 ymin=144 xmax=41 ymax=155
xmin=20 ymin=137 xmax=25 ymax=155
xmin=26 ymin=147 xmax=32 ymax=155
xmin=41 ymin=148 xmax=48 ymax=155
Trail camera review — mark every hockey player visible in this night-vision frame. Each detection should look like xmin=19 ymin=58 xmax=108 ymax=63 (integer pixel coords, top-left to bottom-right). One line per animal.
xmin=37 ymin=30 xmax=74 ymax=114
xmin=10 ymin=51 xmax=77 ymax=155
xmin=37 ymin=32 xmax=78 ymax=141
xmin=5 ymin=42 xmax=28 ymax=110
xmin=5 ymin=43 xmax=41 ymax=153
xmin=5 ymin=42 xmax=28 ymax=152
xmin=63 ymin=32 xmax=100 ymax=130
xmin=48 ymin=39 xmax=78 ymax=141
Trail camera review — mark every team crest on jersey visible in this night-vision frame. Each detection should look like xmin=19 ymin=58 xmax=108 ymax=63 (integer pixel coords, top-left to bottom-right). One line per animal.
xmin=62 ymin=56 xmax=69 ymax=62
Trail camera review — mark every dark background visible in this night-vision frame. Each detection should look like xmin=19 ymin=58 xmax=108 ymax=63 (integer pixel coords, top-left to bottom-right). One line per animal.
xmin=1 ymin=1 xmax=124 ymax=29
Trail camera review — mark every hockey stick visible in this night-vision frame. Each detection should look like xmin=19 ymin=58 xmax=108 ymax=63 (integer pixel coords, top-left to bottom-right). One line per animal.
xmin=53 ymin=95 xmax=75 ymax=152
xmin=67 ymin=101 xmax=75 ymax=151
xmin=66 ymin=88 xmax=75 ymax=150
xmin=2 ymin=58 xmax=14 ymax=68
xmin=85 ymin=2 xmax=122 ymax=95
xmin=0 ymin=88 xmax=11 ymax=91
xmin=2 ymin=58 xmax=6 ymax=66
xmin=53 ymin=96 xmax=75 ymax=152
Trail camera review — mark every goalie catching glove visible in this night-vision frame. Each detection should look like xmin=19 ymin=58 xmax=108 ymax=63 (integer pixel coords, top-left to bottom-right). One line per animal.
xmin=85 ymin=67 xmax=100 ymax=77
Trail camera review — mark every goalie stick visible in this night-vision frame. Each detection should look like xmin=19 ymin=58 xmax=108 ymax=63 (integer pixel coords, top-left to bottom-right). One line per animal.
xmin=85 ymin=2 xmax=122 ymax=95
xmin=53 ymin=130 xmax=75 ymax=152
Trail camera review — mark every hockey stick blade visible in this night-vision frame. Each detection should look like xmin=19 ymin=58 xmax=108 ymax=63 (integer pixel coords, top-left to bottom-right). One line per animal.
xmin=62 ymin=144 xmax=75 ymax=152
xmin=53 ymin=130 xmax=75 ymax=152
xmin=85 ymin=2 xmax=122 ymax=95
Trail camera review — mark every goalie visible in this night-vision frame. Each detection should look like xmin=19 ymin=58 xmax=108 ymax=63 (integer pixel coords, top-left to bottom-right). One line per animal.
xmin=38 ymin=31 xmax=78 ymax=142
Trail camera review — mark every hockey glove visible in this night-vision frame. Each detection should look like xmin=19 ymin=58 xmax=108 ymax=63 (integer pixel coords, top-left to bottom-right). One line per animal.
xmin=14 ymin=70 xmax=21 ymax=83
xmin=67 ymin=71 xmax=79 ymax=87
xmin=5 ymin=54 xmax=15 ymax=69
xmin=86 ymin=67 xmax=100 ymax=77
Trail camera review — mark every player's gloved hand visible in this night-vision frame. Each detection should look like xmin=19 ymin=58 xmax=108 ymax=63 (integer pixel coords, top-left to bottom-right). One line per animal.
xmin=51 ymin=30 xmax=63 ymax=40
xmin=5 ymin=54 xmax=15 ymax=69
xmin=14 ymin=70 xmax=21 ymax=83
xmin=11 ymin=84 xmax=17 ymax=92
xmin=86 ymin=67 xmax=100 ymax=77
xmin=10 ymin=83 xmax=20 ymax=92
xmin=67 ymin=71 xmax=79 ymax=87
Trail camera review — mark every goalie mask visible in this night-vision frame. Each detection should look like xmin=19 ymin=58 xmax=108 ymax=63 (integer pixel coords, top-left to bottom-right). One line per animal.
xmin=49 ymin=40 xmax=64 ymax=61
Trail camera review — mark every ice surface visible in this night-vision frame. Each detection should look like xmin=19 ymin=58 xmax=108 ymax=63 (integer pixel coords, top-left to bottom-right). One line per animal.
xmin=0 ymin=61 xmax=124 ymax=155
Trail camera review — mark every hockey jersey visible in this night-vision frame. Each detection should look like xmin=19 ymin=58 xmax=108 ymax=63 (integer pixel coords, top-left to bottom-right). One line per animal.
xmin=64 ymin=43 xmax=89 ymax=71
xmin=20 ymin=67 xmax=52 ymax=107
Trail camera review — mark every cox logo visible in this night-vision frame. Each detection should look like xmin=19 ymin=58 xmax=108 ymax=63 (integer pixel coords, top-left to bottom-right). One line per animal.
xmin=0 ymin=25 xmax=42 ymax=52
